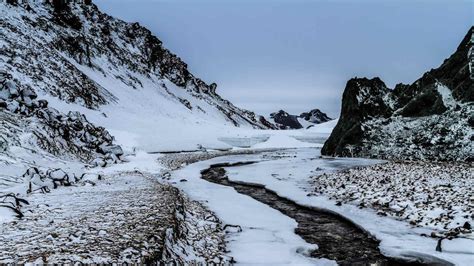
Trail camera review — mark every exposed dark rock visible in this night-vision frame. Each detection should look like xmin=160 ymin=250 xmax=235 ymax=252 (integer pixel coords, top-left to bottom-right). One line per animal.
xmin=0 ymin=193 xmax=29 ymax=218
xmin=209 ymin=83 xmax=217 ymax=94
xmin=0 ymin=73 xmax=121 ymax=161
xmin=258 ymin=116 xmax=277 ymax=130
xmin=398 ymin=86 xmax=447 ymax=117
xmin=322 ymin=27 xmax=474 ymax=161
xmin=270 ymin=110 xmax=303 ymax=129
xmin=299 ymin=109 xmax=332 ymax=124
xmin=6 ymin=0 xmax=18 ymax=6
xmin=322 ymin=77 xmax=392 ymax=156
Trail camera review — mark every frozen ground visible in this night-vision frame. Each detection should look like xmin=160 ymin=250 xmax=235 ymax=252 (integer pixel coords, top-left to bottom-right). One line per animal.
xmin=0 ymin=153 xmax=229 ymax=264
xmin=310 ymin=162 xmax=473 ymax=238
xmin=167 ymin=143 xmax=473 ymax=265
xmin=165 ymin=153 xmax=332 ymax=265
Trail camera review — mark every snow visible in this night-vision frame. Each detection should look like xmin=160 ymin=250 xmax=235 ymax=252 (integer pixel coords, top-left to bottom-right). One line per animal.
xmin=166 ymin=148 xmax=474 ymax=265
xmin=297 ymin=117 xmax=314 ymax=129
xmin=170 ymin=156 xmax=334 ymax=265
xmin=0 ymin=152 xmax=229 ymax=264
xmin=436 ymin=83 xmax=457 ymax=109
xmin=307 ymin=119 xmax=338 ymax=134
xmin=213 ymin=149 xmax=473 ymax=265
xmin=1 ymin=2 xmax=471 ymax=264
xmin=309 ymin=162 xmax=473 ymax=235
xmin=251 ymin=134 xmax=320 ymax=149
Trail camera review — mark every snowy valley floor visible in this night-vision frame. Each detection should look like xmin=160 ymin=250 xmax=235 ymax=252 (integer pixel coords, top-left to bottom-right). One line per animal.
xmin=0 ymin=157 xmax=229 ymax=264
xmin=1 ymin=130 xmax=473 ymax=264
xmin=168 ymin=147 xmax=473 ymax=265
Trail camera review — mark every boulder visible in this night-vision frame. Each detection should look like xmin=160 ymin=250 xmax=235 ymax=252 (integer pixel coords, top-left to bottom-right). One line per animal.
xmin=80 ymin=173 xmax=102 ymax=183
xmin=0 ymin=88 xmax=11 ymax=100
xmin=37 ymin=99 xmax=48 ymax=108
xmin=20 ymin=87 xmax=37 ymax=99
xmin=47 ymin=169 xmax=68 ymax=181
xmin=6 ymin=81 xmax=19 ymax=98
xmin=98 ymin=143 xmax=123 ymax=156
xmin=90 ymin=157 xmax=107 ymax=167
xmin=6 ymin=101 xmax=20 ymax=113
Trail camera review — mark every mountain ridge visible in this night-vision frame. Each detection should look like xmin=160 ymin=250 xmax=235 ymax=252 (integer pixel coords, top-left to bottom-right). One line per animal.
xmin=322 ymin=27 xmax=473 ymax=161
xmin=269 ymin=108 xmax=332 ymax=129
xmin=1 ymin=1 xmax=274 ymax=130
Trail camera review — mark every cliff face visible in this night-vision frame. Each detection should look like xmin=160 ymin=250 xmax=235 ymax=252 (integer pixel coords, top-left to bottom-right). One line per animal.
xmin=322 ymin=27 xmax=473 ymax=161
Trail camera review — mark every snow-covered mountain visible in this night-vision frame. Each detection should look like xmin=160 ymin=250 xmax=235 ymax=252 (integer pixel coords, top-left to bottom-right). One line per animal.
xmin=322 ymin=27 xmax=473 ymax=161
xmin=1 ymin=0 xmax=281 ymax=213
xmin=269 ymin=109 xmax=332 ymax=129
xmin=299 ymin=109 xmax=332 ymax=125
xmin=269 ymin=110 xmax=303 ymax=129
xmin=1 ymin=1 xmax=275 ymax=158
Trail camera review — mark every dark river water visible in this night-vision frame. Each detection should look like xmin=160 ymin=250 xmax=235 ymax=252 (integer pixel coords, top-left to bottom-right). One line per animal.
xmin=201 ymin=163 xmax=431 ymax=266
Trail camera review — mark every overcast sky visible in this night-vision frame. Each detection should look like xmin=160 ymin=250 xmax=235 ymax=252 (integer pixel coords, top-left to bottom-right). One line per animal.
xmin=94 ymin=0 xmax=472 ymax=117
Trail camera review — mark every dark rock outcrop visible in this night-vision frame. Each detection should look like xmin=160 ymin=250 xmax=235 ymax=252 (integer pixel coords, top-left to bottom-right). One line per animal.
xmin=322 ymin=77 xmax=392 ymax=156
xmin=322 ymin=27 xmax=474 ymax=161
xmin=270 ymin=110 xmax=303 ymax=129
xmin=269 ymin=108 xmax=333 ymax=129
xmin=300 ymin=109 xmax=332 ymax=124
xmin=0 ymin=71 xmax=121 ymax=162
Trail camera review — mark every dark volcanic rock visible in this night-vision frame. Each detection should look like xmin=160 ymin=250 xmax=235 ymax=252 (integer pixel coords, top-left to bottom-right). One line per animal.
xmin=322 ymin=27 xmax=474 ymax=161
xmin=322 ymin=77 xmax=392 ymax=156
xmin=270 ymin=110 xmax=303 ymax=129
xmin=398 ymin=86 xmax=447 ymax=117
xmin=299 ymin=109 xmax=332 ymax=124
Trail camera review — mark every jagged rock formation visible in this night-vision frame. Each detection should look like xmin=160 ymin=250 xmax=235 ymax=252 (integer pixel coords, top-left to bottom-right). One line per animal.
xmin=269 ymin=108 xmax=332 ymax=129
xmin=322 ymin=27 xmax=474 ymax=161
xmin=270 ymin=110 xmax=303 ymax=129
xmin=1 ymin=1 xmax=272 ymax=129
xmin=300 ymin=109 xmax=332 ymax=124
xmin=0 ymin=71 xmax=121 ymax=161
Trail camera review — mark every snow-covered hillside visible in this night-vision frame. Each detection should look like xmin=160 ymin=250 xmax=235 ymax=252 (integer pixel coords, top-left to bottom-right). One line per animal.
xmin=0 ymin=0 xmax=280 ymax=197
xmin=0 ymin=2 xmax=278 ymax=263
xmin=1 ymin=1 xmax=274 ymax=153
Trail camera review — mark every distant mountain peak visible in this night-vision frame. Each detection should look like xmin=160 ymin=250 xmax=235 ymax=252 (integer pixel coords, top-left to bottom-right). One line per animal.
xmin=269 ymin=108 xmax=332 ymax=129
xmin=299 ymin=109 xmax=332 ymax=124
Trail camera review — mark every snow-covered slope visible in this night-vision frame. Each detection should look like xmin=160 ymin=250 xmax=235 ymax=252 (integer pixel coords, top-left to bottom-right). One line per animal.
xmin=0 ymin=0 xmax=278 ymax=224
xmin=1 ymin=1 xmax=274 ymax=154
xmin=322 ymin=27 xmax=473 ymax=161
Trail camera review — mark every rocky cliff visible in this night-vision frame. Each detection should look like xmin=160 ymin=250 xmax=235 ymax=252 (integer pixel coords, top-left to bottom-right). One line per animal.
xmin=322 ymin=27 xmax=473 ymax=161
xmin=1 ymin=0 xmax=272 ymax=131
xmin=1 ymin=0 xmax=277 ymax=165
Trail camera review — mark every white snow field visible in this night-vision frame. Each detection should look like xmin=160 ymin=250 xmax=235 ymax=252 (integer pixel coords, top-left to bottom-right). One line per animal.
xmin=166 ymin=122 xmax=473 ymax=265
